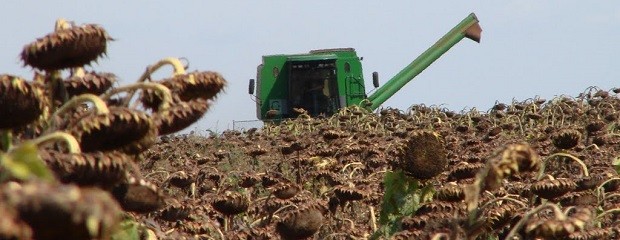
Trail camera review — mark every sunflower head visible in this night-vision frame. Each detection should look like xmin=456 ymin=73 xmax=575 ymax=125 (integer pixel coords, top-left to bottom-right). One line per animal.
xmin=21 ymin=23 xmax=111 ymax=71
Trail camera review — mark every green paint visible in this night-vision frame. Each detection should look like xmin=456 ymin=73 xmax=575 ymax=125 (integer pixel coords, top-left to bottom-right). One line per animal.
xmin=253 ymin=13 xmax=481 ymax=120
xmin=255 ymin=48 xmax=365 ymax=120
xmin=367 ymin=13 xmax=480 ymax=110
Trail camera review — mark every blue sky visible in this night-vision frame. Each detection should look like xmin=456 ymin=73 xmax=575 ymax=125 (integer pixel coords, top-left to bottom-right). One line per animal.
xmin=3 ymin=1 xmax=619 ymax=132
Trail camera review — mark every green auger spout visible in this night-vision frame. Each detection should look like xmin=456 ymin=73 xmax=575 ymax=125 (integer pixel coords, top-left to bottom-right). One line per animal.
xmin=366 ymin=13 xmax=482 ymax=110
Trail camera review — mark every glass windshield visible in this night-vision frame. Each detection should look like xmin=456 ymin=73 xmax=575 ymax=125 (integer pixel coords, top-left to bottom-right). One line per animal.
xmin=288 ymin=60 xmax=339 ymax=117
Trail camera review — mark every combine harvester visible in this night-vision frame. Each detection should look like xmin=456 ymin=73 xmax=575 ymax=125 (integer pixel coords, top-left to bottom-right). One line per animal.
xmin=248 ymin=13 xmax=482 ymax=121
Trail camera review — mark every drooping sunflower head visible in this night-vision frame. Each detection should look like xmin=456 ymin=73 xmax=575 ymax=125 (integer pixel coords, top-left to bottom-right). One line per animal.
xmin=64 ymin=71 xmax=117 ymax=98
xmin=140 ymin=71 xmax=226 ymax=111
xmin=154 ymin=98 xmax=210 ymax=135
xmin=0 ymin=75 xmax=46 ymax=129
xmin=211 ymin=191 xmax=249 ymax=216
xmin=552 ymin=128 xmax=582 ymax=150
xmin=21 ymin=23 xmax=111 ymax=71
xmin=40 ymin=150 xmax=131 ymax=189
xmin=67 ymin=107 xmax=157 ymax=154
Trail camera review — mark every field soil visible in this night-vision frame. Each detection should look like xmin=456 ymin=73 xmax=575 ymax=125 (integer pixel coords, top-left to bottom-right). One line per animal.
xmin=136 ymin=87 xmax=620 ymax=239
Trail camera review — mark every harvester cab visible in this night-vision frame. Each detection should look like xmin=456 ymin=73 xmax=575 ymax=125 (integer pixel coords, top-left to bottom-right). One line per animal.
xmin=249 ymin=13 xmax=482 ymax=121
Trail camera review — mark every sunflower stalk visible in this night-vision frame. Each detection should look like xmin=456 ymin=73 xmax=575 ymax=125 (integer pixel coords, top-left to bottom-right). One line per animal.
xmin=121 ymin=57 xmax=187 ymax=107
xmin=596 ymin=177 xmax=620 ymax=202
xmin=596 ymin=208 xmax=620 ymax=220
xmin=49 ymin=93 xmax=110 ymax=129
xmin=369 ymin=206 xmax=377 ymax=232
xmin=71 ymin=67 xmax=86 ymax=78
xmin=138 ymin=57 xmax=187 ymax=82
xmin=103 ymin=82 xmax=172 ymax=112
xmin=468 ymin=196 xmax=528 ymax=228
xmin=44 ymin=18 xmax=74 ymax=110
xmin=47 ymin=70 xmax=69 ymax=110
xmin=538 ymin=152 xmax=589 ymax=180
xmin=504 ymin=202 xmax=566 ymax=240
xmin=1 ymin=130 xmax=12 ymax=152
xmin=29 ymin=131 xmax=81 ymax=154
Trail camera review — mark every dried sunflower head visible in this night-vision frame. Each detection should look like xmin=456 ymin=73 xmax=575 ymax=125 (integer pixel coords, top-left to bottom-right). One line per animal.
xmin=556 ymin=191 xmax=597 ymax=207
xmin=21 ymin=22 xmax=111 ymax=71
xmin=170 ymin=71 xmax=226 ymax=101
xmin=498 ymin=143 xmax=540 ymax=174
xmin=40 ymin=150 xmax=130 ymax=189
xmin=552 ymin=128 xmax=582 ymax=150
xmin=415 ymin=201 xmax=462 ymax=216
xmin=112 ymin=177 xmax=165 ymax=213
xmin=484 ymin=144 xmax=540 ymax=191
xmin=140 ymin=71 xmax=226 ymax=111
xmin=0 ymin=75 xmax=45 ymax=129
xmin=526 ymin=207 xmax=592 ymax=239
xmin=67 ymin=106 xmax=157 ymax=154
xmin=322 ymin=129 xmax=343 ymax=140
xmin=1 ymin=181 xmax=121 ymax=240
xmin=155 ymin=98 xmax=210 ymax=135
xmin=585 ymin=120 xmax=606 ymax=133
xmin=264 ymin=198 xmax=292 ymax=214
xmin=392 ymin=229 xmax=425 ymax=239
xmin=448 ymin=162 xmax=485 ymax=181
xmin=435 ymin=183 xmax=465 ymax=202
xmin=531 ymin=178 xmax=577 ymax=199
xmin=271 ymin=182 xmax=301 ymax=200
xmin=567 ymin=228 xmax=612 ymax=240
xmin=261 ymin=174 xmax=280 ymax=188
xmin=575 ymin=174 xmax=608 ymax=191
xmin=482 ymin=200 xmax=523 ymax=230
xmin=211 ymin=191 xmax=249 ymax=216
xmin=168 ymin=171 xmax=194 ymax=188
xmin=247 ymin=145 xmax=268 ymax=158
xmin=196 ymin=170 xmax=223 ymax=187
xmin=333 ymin=185 xmax=368 ymax=202
xmin=238 ymin=173 xmax=260 ymax=188
xmin=158 ymin=201 xmax=191 ymax=222
xmin=276 ymin=202 xmax=324 ymax=240
xmin=396 ymin=130 xmax=448 ymax=180
xmin=314 ymin=170 xmax=344 ymax=187
xmin=64 ymin=71 xmax=116 ymax=98
xmin=402 ymin=215 xmax=432 ymax=231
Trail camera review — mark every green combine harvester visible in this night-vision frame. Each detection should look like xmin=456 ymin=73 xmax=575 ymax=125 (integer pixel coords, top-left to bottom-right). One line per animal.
xmin=249 ymin=13 xmax=482 ymax=121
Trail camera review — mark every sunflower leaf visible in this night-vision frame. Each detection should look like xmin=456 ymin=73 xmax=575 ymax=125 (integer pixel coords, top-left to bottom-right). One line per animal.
xmin=0 ymin=142 xmax=53 ymax=182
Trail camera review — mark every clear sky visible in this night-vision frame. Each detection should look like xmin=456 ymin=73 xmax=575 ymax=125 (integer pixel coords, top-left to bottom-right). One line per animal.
xmin=3 ymin=1 xmax=619 ymax=132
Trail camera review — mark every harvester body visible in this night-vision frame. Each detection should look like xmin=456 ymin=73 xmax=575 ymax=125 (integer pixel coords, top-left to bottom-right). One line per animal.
xmin=250 ymin=13 xmax=482 ymax=121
